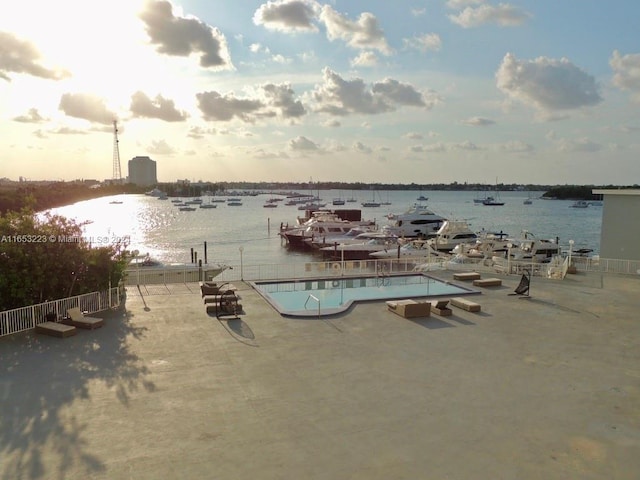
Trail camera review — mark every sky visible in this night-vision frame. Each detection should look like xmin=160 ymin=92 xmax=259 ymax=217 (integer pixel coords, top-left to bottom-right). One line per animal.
xmin=1 ymin=0 xmax=639 ymax=185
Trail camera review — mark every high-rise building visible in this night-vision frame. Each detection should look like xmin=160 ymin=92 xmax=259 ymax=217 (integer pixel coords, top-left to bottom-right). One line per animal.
xmin=128 ymin=156 xmax=157 ymax=186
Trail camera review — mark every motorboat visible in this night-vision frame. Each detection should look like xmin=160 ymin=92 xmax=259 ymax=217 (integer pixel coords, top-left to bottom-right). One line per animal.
xmin=303 ymin=226 xmax=375 ymax=250
xmin=179 ymin=206 xmax=196 ymax=211
xmin=570 ymin=200 xmax=589 ymax=208
xmin=416 ymin=194 xmax=428 ymax=202
xmin=199 ymin=202 xmax=217 ymax=209
xmin=369 ymin=239 xmax=446 ymax=260
xmin=427 ymin=220 xmax=479 ymax=252
xmin=482 ymin=196 xmax=504 ymax=206
xmin=319 ymin=232 xmax=400 ymax=260
xmin=381 ymin=203 xmax=446 ymax=238
xmin=491 ymin=231 xmax=561 ymax=264
xmin=279 ymin=212 xmax=374 ymax=249
xmin=332 ymin=198 xmax=346 ymax=205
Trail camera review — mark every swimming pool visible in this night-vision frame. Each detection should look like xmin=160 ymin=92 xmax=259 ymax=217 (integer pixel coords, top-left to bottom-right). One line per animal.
xmin=250 ymin=273 xmax=479 ymax=317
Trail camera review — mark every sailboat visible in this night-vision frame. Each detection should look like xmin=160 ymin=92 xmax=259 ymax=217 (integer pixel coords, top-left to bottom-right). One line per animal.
xmin=482 ymin=179 xmax=505 ymax=206
xmin=361 ymin=189 xmax=381 ymax=207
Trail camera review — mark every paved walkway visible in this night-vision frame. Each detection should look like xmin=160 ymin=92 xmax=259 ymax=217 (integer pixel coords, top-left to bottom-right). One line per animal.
xmin=1 ymin=271 xmax=639 ymax=479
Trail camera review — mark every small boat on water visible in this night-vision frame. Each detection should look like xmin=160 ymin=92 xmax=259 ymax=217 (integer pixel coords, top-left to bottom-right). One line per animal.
xmin=179 ymin=206 xmax=196 ymax=211
xmin=570 ymin=200 xmax=589 ymax=208
xmin=381 ymin=203 xmax=446 ymax=239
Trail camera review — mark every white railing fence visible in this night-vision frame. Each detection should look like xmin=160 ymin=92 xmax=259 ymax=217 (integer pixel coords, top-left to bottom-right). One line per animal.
xmin=0 ymin=287 xmax=121 ymax=338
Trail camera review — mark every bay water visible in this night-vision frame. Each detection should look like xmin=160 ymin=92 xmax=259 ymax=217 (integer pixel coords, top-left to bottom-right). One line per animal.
xmin=48 ymin=190 xmax=602 ymax=267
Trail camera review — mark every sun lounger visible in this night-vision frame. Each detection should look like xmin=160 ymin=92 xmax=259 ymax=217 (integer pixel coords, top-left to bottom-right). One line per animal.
xmin=473 ymin=278 xmax=502 ymax=287
xmin=430 ymin=300 xmax=452 ymax=316
xmin=453 ymin=272 xmax=481 ymax=281
xmin=200 ymin=282 xmax=237 ymax=297
xmin=450 ymin=297 xmax=481 ymax=312
xmin=386 ymin=299 xmax=431 ymax=318
xmin=64 ymin=307 xmax=104 ymax=329
xmin=204 ymin=292 xmax=241 ymax=304
xmin=35 ymin=321 xmax=77 ymax=338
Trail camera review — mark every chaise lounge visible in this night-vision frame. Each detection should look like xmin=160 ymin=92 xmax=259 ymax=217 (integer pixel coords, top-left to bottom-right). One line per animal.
xmin=430 ymin=299 xmax=452 ymax=316
xmin=386 ymin=299 xmax=431 ymax=319
xmin=63 ymin=307 xmax=104 ymax=329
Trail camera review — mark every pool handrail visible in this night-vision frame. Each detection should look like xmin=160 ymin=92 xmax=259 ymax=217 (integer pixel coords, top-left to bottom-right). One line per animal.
xmin=304 ymin=294 xmax=320 ymax=319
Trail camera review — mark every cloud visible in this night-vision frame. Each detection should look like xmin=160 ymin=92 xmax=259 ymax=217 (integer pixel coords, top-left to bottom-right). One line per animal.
xmin=130 ymin=91 xmax=188 ymax=121
xmin=410 ymin=143 xmax=447 ymax=153
xmin=404 ymin=132 xmax=424 ymax=140
xmin=372 ymin=78 xmax=432 ymax=107
xmin=139 ymin=0 xmax=233 ymax=70
xmin=253 ymin=0 xmax=320 ymax=32
xmin=351 ymin=51 xmax=378 ymax=67
xmin=449 ymin=3 xmax=532 ymax=28
xmin=13 ymin=108 xmax=46 ymax=123
xmin=496 ymin=53 xmax=602 ymax=112
xmin=0 ymin=31 xmax=69 ymax=81
xmin=311 ymin=68 xmax=436 ymax=116
xmin=411 ymin=8 xmax=426 ymax=17
xmin=461 ymin=116 xmax=495 ymax=126
xmin=262 ymin=83 xmax=306 ymax=118
xmin=147 ymin=139 xmax=176 ymax=155
xmin=403 ymin=33 xmax=442 ymax=53
xmin=319 ymin=5 xmax=392 ymax=55
xmin=353 ymin=141 xmax=372 ymax=154
xmin=289 ymin=135 xmax=320 ymax=151
xmin=323 ymin=119 xmax=341 ymax=127
xmin=58 ymin=93 xmax=115 ymax=125
xmin=556 ymin=137 xmax=602 ymax=153
xmin=196 ymin=82 xmax=306 ymax=122
xmin=196 ymin=91 xmax=265 ymax=122
xmin=610 ymin=50 xmax=640 ymax=102
xmin=51 ymin=127 xmax=87 ymax=135
xmin=498 ymin=140 xmax=534 ymax=152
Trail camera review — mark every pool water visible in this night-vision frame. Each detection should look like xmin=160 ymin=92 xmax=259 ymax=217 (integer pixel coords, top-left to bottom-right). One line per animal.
xmin=251 ymin=274 xmax=478 ymax=317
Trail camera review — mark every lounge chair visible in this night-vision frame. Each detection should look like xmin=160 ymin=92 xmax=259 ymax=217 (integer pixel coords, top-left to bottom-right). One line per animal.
xmin=386 ymin=299 xmax=431 ymax=318
xmin=430 ymin=300 xmax=452 ymax=316
xmin=450 ymin=297 xmax=481 ymax=312
xmin=453 ymin=272 xmax=481 ymax=281
xmin=63 ymin=307 xmax=104 ymax=329
xmin=36 ymin=321 xmax=77 ymax=338
xmin=473 ymin=278 xmax=502 ymax=287
xmin=206 ymin=290 xmax=242 ymax=318
xmin=200 ymin=282 xmax=236 ymax=297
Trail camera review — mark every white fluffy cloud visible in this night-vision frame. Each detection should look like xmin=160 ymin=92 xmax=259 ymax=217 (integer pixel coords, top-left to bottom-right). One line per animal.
xmin=403 ymin=33 xmax=442 ymax=53
xmin=610 ymin=50 xmax=640 ymax=101
xmin=0 ymin=31 xmax=69 ymax=81
xmin=289 ymin=135 xmax=320 ymax=151
xmin=462 ymin=117 xmax=495 ymax=126
xmin=311 ymin=68 xmax=437 ymax=116
xmin=58 ymin=93 xmax=115 ymax=125
xmin=130 ymin=91 xmax=188 ymax=122
xmin=496 ymin=53 xmax=602 ymax=112
xmin=139 ymin=0 xmax=233 ymax=70
xmin=449 ymin=2 xmax=531 ymax=28
xmin=319 ymin=5 xmax=392 ymax=55
xmin=253 ymin=0 xmax=319 ymax=32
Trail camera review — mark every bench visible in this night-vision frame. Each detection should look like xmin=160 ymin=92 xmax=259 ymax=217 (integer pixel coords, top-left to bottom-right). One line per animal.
xmin=450 ymin=297 xmax=481 ymax=312
xmin=35 ymin=321 xmax=77 ymax=338
xmin=386 ymin=299 xmax=430 ymax=319
xmin=473 ymin=278 xmax=502 ymax=287
xmin=453 ymin=272 xmax=481 ymax=281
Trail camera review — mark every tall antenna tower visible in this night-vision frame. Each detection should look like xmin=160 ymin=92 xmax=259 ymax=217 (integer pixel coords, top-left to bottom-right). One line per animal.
xmin=112 ymin=120 xmax=122 ymax=182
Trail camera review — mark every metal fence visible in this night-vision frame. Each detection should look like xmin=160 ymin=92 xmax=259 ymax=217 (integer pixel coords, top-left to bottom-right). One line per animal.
xmin=0 ymin=287 xmax=121 ymax=338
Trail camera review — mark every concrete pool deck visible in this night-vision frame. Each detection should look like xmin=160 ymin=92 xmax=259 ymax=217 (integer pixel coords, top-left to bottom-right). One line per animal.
xmin=1 ymin=270 xmax=640 ymax=479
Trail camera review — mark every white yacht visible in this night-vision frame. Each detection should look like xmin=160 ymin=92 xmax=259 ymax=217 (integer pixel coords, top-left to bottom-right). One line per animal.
xmin=319 ymin=232 xmax=400 ymax=260
xmin=280 ymin=212 xmax=374 ymax=249
xmin=369 ymin=239 xmax=446 ymax=260
xmin=427 ymin=220 xmax=479 ymax=252
xmin=381 ymin=203 xmax=446 ymax=238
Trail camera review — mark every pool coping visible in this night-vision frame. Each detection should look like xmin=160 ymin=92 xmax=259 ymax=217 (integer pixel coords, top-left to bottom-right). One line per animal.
xmin=249 ymin=272 xmax=482 ymax=318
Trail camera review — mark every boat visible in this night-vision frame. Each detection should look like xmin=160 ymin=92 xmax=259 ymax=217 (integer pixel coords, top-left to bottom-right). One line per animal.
xmin=179 ymin=206 xmax=196 ymax=211
xmin=109 ymin=200 xmax=123 ymax=204
xmin=523 ymin=198 xmax=532 ymax=205
xmin=297 ymin=202 xmax=327 ymax=210
xmin=416 ymin=195 xmax=429 ymax=202
xmin=319 ymin=232 xmax=401 ymax=260
xmin=482 ymin=196 xmax=504 ymax=206
xmin=369 ymin=239 xmax=445 ymax=260
xmin=279 ymin=211 xmax=375 ymax=250
xmin=570 ymin=200 xmax=589 ymax=208
xmin=361 ymin=190 xmax=381 ymax=208
xmin=227 ymin=201 xmax=243 ymax=206
xmin=263 ymin=202 xmax=277 ymax=208
xmin=332 ymin=198 xmax=346 ymax=206
xmin=492 ymin=231 xmax=561 ymax=264
xmin=427 ymin=220 xmax=479 ymax=252
xmin=381 ymin=203 xmax=446 ymax=238
xmin=303 ymin=226 xmax=376 ymax=250
xmin=199 ymin=202 xmax=217 ymax=209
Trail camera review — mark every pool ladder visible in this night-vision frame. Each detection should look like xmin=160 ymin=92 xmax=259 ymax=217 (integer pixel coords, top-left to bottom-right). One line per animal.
xmin=304 ymin=294 xmax=320 ymax=319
